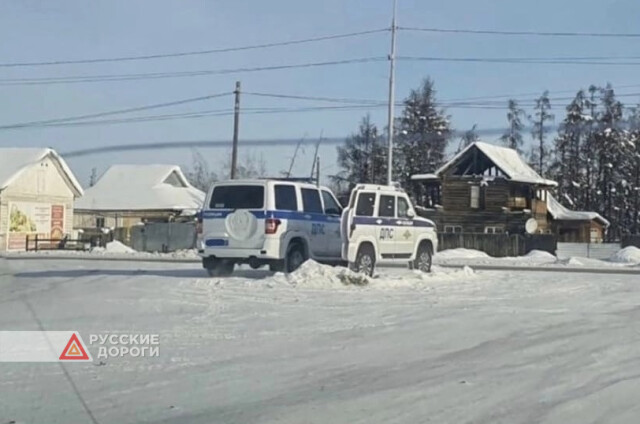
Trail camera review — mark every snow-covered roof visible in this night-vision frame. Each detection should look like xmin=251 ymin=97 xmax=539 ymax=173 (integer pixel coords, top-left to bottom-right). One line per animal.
xmin=0 ymin=147 xmax=83 ymax=196
xmin=547 ymin=194 xmax=609 ymax=226
xmin=75 ymin=164 xmax=204 ymax=212
xmin=437 ymin=141 xmax=557 ymax=186
xmin=410 ymin=173 xmax=439 ymax=181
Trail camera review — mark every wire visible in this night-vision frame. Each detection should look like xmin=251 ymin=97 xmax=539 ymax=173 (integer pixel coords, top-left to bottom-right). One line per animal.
xmin=244 ymin=92 xmax=386 ymax=105
xmin=0 ymin=28 xmax=388 ymax=68
xmin=0 ymin=57 xmax=387 ymax=86
xmin=0 ymin=92 xmax=232 ymax=129
xmin=400 ymin=56 xmax=640 ymax=66
xmin=400 ymin=26 xmax=640 ymax=38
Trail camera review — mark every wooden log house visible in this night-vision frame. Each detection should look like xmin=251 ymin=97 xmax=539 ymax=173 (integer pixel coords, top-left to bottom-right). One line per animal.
xmin=411 ymin=142 xmax=607 ymax=241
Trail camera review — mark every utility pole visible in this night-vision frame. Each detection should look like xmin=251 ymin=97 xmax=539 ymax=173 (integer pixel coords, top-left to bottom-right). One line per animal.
xmin=231 ymin=81 xmax=241 ymax=179
xmin=386 ymin=0 xmax=398 ymax=185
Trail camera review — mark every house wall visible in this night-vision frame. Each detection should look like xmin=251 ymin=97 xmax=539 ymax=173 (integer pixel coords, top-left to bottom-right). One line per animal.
xmin=438 ymin=176 xmax=550 ymax=234
xmin=74 ymin=210 xmax=181 ymax=230
xmin=552 ymin=220 xmax=604 ymax=243
xmin=0 ymin=156 xmax=75 ymax=251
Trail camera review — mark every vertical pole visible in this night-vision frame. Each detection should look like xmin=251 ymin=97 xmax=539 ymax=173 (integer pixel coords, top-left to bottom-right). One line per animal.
xmin=231 ymin=81 xmax=241 ymax=179
xmin=316 ymin=156 xmax=320 ymax=187
xmin=386 ymin=0 xmax=398 ymax=186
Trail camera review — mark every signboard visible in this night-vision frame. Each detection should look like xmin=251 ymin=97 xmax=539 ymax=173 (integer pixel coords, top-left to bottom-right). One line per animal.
xmin=6 ymin=202 xmax=65 ymax=251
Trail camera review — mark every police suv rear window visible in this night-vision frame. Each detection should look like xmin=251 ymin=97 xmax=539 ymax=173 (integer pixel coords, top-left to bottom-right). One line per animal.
xmin=275 ymin=184 xmax=298 ymax=211
xmin=210 ymin=185 xmax=264 ymax=209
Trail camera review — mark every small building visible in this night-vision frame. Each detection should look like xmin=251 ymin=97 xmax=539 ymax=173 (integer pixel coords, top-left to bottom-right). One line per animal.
xmin=74 ymin=164 xmax=205 ymax=231
xmin=412 ymin=142 xmax=557 ymax=235
xmin=0 ymin=148 xmax=83 ymax=251
xmin=547 ymin=194 xmax=609 ymax=242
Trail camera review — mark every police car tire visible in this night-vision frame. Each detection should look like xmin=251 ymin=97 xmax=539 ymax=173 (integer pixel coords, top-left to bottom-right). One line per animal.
xmin=285 ymin=242 xmax=307 ymax=273
xmin=414 ymin=244 xmax=433 ymax=273
xmin=206 ymin=260 xmax=235 ymax=277
xmin=352 ymin=244 xmax=375 ymax=277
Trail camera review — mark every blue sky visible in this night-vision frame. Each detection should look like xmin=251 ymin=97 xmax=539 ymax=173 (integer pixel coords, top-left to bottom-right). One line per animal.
xmin=1 ymin=0 xmax=640 ymax=185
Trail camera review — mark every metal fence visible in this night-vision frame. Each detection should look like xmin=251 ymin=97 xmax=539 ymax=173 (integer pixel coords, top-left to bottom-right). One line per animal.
xmin=130 ymin=222 xmax=198 ymax=253
xmin=622 ymin=235 xmax=640 ymax=249
xmin=556 ymin=242 xmax=621 ymax=260
xmin=438 ymin=233 xmax=556 ymax=257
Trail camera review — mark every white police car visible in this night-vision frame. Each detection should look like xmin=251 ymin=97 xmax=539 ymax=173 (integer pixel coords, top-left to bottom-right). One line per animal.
xmin=200 ymin=179 xmax=343 ymax=276
xmin=341 ymin=184 xmax=437 ymax=276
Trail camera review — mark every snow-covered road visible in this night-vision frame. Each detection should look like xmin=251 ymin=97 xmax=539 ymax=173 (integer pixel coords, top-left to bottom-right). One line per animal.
xmin=1 ymin=258 xmax=639 ymax=423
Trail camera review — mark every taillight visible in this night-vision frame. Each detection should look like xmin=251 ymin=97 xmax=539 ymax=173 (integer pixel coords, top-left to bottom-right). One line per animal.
xmin=196 ymin=211 xmax=203 ymax=234
xmin=265 ymin=218 xmax=281 ymax=234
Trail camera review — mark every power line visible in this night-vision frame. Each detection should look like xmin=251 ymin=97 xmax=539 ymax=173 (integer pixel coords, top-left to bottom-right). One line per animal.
xmin=400 ymin=56 xmax=640 ymax=66
xmin=400 ymin=26 xmax=640 ymax=38
xmin=0 ymin=28 xmax=388 ymax=68
xmin=0 ymin=92 xmax=233 ymax=129
xmin=0 ymin=57 xmax=387 ymax=86
xmin=244 ymin=92 xmax=386 ymax=105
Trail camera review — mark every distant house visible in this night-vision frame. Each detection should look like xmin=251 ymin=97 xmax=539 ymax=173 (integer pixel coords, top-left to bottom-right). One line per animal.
xmin=411 ymin=141 xmax=606 ymax=241
xmin=547 ymin=194 xmax=609 ymax=242
xmin=0 ymin=148 xmax=83 ymax=251
xmin=74 ymin=165 xmax=205 ymax=230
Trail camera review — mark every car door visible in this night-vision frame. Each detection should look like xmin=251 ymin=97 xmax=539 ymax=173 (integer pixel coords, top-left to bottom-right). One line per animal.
xmin=300 ymin=187 xmax=325 ymax=258
xmin=320 ymin=189 xmax=342 ymax=258
xmin=376 ymin=194 xmax=396 ymax=261
xmin=395 ymin=195 xmax=416 ymax=259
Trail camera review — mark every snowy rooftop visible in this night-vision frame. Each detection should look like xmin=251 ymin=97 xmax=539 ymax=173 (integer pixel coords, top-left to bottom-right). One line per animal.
xmin=437 ymin=142 xmax=558 ymax=186
xmin=0 ymin=147 xmax=83 ymax=196
xmin=75 ymin=164 xmax=204 ymax=212
xmin=547 ymin=194 xmax=610 ymax=226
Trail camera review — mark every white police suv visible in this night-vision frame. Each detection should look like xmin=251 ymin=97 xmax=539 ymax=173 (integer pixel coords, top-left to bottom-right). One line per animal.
xmin=200 ymin=179 xmax=344 ymax=276
xmin=341 ymin=184 xmax=438 ymax=276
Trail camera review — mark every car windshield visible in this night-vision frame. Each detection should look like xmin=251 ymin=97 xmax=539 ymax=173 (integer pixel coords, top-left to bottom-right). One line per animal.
xmin=210 ymin=185 xmax=264 ymax=209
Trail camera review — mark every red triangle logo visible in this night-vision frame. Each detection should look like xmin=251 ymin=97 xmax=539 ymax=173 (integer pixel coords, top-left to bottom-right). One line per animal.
xmin=59 ymin=333 xmax=90 ymax=361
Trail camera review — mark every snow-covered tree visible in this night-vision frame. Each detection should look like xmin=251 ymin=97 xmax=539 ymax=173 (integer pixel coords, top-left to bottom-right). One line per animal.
xmin=184 ymin=150 xmax=218 ymax=191
xmin=529 ymin=91 xmax=554 ymax=175
xmin=456 ymin=124 xmax=479 ymax=153
xmin=332 ymin=114 xmax=387 ymax=189
xmin=395 ymin=78 xmax=451 ymax=194
xmin=500 ymin=99 xmax=526 ymax=153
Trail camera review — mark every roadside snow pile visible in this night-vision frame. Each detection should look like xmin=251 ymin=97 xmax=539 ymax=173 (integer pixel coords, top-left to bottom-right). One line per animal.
xmin=436 ymin=248 xmax=489 ymax=259
xmin=609 ymin=246 xmax=640 ymax=264
xmin=279 ymin=260 xmax=369 ymax=288
xmin=523 ymin=250 xmax=556 ymax=261
xmin=92 ymin=241 xmax=136 ymax=254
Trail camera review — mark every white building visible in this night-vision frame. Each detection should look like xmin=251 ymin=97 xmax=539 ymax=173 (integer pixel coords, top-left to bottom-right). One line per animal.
xmin=74 ymin=164 xmax=205 ymax=230
xmin=0 ymin=148 xmax=83 ymax=251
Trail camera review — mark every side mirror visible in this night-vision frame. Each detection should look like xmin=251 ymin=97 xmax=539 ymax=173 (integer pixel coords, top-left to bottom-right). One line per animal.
xmin=406 ymin=209 xmax=415 ymax=218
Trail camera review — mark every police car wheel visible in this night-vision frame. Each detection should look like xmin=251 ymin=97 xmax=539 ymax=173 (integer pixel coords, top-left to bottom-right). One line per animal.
xmin=285 ymin=242 xmax=306 ymax=273
xmin=414 ymin=244 xmax=432 ymax=273
xmin=352 ymin=244 xmax=375 ymax=276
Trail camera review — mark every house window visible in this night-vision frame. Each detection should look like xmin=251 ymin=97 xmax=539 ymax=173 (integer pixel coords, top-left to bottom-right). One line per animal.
xmin=590 ymin=228 xmax=600 ymax=243
xmin=444 ymin=225 xmax=462 ymax=233
xmin=96 ymin=217 xmax=105 ymax=228
xmin=484 ymin=226 xmax=505 ymax=234
xmin=470 ymin=185 xmax=480 ymax=209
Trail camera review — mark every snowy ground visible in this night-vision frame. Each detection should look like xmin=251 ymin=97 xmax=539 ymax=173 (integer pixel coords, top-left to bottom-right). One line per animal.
xmin=1 ymin=258 xmax=640 ymax=423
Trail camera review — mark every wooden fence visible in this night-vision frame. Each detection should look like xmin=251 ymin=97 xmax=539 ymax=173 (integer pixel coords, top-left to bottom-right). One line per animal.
xmin=438 ymin=233 xmax=557 ymax=257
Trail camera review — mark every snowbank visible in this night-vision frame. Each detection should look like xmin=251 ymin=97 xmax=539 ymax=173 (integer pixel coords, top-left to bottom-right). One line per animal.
xmin=523 ymin=250 xmax=556 ymax=261
xmin=277 ymin=260 xmax=369 ymax=289
xmin=610 ymin=246 xmax=640 ymax=264
xmin=92 ymin=241 xmax=136 ymax=254
xmin=436 ymin=248 xmax=489 ymax=259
